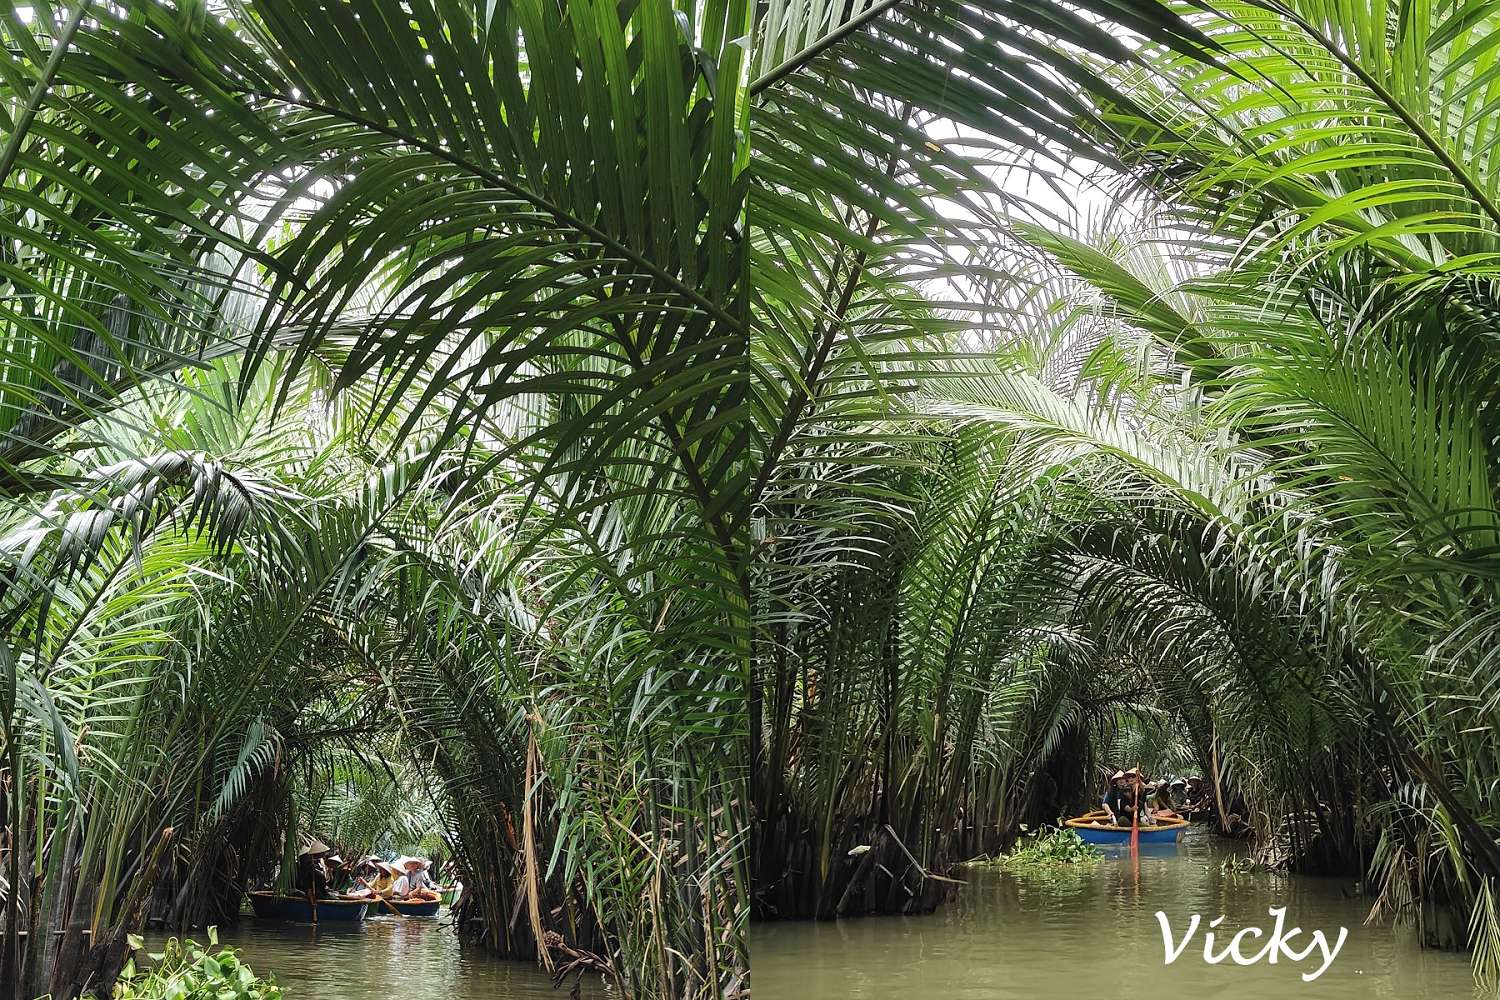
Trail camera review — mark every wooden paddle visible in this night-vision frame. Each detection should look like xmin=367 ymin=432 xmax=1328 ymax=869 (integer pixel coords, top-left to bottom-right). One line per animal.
xmin=1129 ymin=769 xmax=1141 ymax=856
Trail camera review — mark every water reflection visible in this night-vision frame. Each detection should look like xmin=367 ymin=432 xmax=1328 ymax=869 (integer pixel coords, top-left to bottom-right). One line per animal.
xmin=151 ymin=910 xmax=599 ymax=999
xmin=752 ymin=831 xmax=1479 ymax=999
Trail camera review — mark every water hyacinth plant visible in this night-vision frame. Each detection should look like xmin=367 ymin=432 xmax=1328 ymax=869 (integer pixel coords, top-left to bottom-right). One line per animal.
xmin=113 ymin=929 xmax=280 ymax=1000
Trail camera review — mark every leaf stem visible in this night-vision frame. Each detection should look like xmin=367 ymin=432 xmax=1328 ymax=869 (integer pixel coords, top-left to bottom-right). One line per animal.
xmin=0 ymin=0 xmax=91 ymax=190
xmin=237 ymin=90 xmax=742 ymax=334
xmin=751 ymin=0 xmax=906 ymax=97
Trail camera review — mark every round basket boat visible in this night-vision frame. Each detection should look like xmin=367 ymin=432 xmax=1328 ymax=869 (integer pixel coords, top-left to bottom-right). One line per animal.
xmin=1064 ymin=809 xmax=1189 ymax=845
xmin=247 ymin=891 xmax=371 ymax=922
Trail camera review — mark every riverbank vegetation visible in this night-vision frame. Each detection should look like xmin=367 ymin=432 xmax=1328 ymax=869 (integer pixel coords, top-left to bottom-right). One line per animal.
xmin=114 ymin=930 xmax=281 ymax=1000
xmin=751 ymin=0 xmax=1500 ymax=984
xmin=1 ymin=2 xmax=746 ymax=999
xmin=966 ymin=828 xmax=1104 ymax=893
xmin=973 ymin=829 xmax=1100 ymax=873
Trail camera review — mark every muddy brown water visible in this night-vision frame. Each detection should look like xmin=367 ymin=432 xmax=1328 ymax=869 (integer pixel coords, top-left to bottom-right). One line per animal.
xmin=148 ymin=909 xmax=599 ymax=998
xmin=751 ymin=830 xmax=1480 ymax=999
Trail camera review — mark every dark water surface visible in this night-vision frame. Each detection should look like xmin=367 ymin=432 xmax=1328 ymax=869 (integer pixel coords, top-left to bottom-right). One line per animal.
xmin=752 ymin=831 xmax=1479 ymax=999
xmin=154 ymin=910 xmax=599 ymax=999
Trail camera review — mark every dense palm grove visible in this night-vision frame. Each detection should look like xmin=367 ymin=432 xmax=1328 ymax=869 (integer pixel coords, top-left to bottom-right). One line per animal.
xmin=11 ymin=0 xmax=1500 ymax=996
xmin=751 ymin=0 xmax=1500 ymax=984
xmin=1 ymin=2 xmax=745 ymax=999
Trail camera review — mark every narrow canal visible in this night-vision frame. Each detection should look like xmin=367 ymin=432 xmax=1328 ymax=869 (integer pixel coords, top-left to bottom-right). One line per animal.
xmin=752 ymin=832 xmax=1478 ymax=998
xmin=153 ymin=912 xmax=598 ymax=998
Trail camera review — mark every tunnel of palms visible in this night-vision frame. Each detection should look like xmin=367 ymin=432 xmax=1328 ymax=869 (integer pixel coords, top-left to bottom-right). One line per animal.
xmin=1 ymin=1 xmax=746 ymax=998
xmin=10 ymin=0 xmax=1500 ymax=995
xmin=749 ymin=0 xmax=1500 ymax=986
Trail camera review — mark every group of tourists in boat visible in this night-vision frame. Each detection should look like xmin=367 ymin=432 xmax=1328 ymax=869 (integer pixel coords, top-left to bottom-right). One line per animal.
xmin=1065 ymin=767 xmax=1210 ymax=844
xmin=248 ymin=838 xmax=455 ymax=922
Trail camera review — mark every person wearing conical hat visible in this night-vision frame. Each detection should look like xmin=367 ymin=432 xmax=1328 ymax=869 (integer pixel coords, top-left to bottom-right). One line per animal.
xmin=1122 ymin=767 xmax=1159 ymax=826
xmin=1102 ymin=768 xmax=1144 ymax=827
xmin=393 ymin=857 xmax=441 ymax=902
xmin=361 ymin=861 xmax=402 ymax=899
xmin=293 ymin=838 xmax=337 ymax=898
xmin=1150 ymin=778 xmax=1181 ymax=820
xmin=297 ymin=837 xmax=331 ymax=857
xmin=347 ymin=857 xmax=395 ymax=900
xmin=1101 ymin=769 xmax=1129 ymax=826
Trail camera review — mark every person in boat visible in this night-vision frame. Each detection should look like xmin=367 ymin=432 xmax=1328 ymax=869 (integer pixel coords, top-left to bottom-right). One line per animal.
xmin=293 ymin=840 xmax=339 ymax=898
xmin=373 ymin=861 xmax=402 ymax=898
xmin=1128 ymin=768 xmax=1158 ymax=824
xmin=1147 ymin=779 xmax=1181 ymax=821
xmin=1166 ymin=776 xmax=1189 ymax=810
xmin=325 ymin=852 xmax=350 ymax=892
xmin=393 ymin=858 xmax=441 ymax=901
xmin=1104 ymin=767 xmax=1159 ymax=826
xmin=334 ymin=857 xmax=366 ymax=893
xmin=343 ymin=858 xmax=373 ymax=897
xmin=345 ymin=857 xmax=372 ymax=897
xmin=350 ymin=859 xmax=400 ymax=899
xmin=1184 ymin=776 xmax=1208 ymax=814
xmin=1102 ymin=770 xmax=1137 ymax=826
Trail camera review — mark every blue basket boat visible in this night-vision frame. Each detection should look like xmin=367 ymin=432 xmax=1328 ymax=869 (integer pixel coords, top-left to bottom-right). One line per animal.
xmin=248 ymin=892 xmax=371 ymax=922
xmin=1065 ymin=810 xmax=1188 ymax=845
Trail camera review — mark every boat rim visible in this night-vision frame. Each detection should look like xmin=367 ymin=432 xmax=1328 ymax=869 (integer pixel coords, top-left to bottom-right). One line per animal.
xmin=1063 ymin=810 xmax=1190 ymax=833
xmin=248 ymin=891 xmax=372 ymax=906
